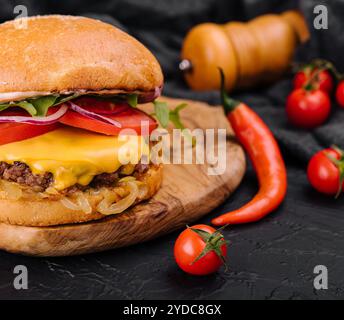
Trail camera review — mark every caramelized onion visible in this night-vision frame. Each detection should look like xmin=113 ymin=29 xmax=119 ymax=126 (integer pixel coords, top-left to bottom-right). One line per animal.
xmin=0 ymin=181 xmax=23 ymax=200
xmin=136 ymin=181 xmax=148 ymax=199
xmin=60 ymin=192 xmax=92 ymax=214
xmin=60 ymin=197 xmax=81 ymax=211
xmin=76 ymin=193 xmax=92 ymax=214
xmin=59 ymin=179 xmax=146 ymax=216
xmin=97 ymin=181 xmax=138 ymax=215
xmin=45 ymin=187 xmax=59 ymax=195
xmin=119 ymin=176 xmax=136 ymax=183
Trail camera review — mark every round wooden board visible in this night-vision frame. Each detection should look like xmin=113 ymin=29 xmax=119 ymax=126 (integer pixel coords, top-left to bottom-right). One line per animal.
xmin=0 ymin=97 xmax=246 ymax=256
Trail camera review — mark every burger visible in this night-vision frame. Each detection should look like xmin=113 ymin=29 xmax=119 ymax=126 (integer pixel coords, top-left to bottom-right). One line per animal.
xmin=0 ymin=15 xmax=164 ymax=226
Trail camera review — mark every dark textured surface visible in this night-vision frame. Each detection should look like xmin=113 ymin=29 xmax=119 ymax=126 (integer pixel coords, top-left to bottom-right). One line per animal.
xmin=1 ymin=0 xmax=344 ymax=300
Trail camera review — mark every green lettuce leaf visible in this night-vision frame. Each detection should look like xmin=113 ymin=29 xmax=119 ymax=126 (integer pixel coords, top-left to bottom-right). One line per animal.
xmin=0 ymin=101 xmax=37 ymax=116
xmin=0 ymin=92 xmax=143 ymax=118
xmin=127 ymin=94 xmax=138 ymax=108
xmin=53 ymin=93 xmax=80 ymax=106
xmin=28 ymin=96 xmax=58 ymax=116
xmin=0 ymin=94 xmax=78 ymax=117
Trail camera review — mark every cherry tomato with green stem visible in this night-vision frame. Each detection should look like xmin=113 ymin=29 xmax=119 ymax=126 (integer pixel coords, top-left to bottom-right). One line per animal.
xmin=307 ymin=147 xmax=344 ymax=197
xmin=335 ymin=80 xmax=344 ymax=108
xmin=174 ymin=224 xmax=228 ymax=276
xmin=294 ymin=66 xmax=333 ymax=94
xmin=286 ymin=87 xmax=331 ymax=129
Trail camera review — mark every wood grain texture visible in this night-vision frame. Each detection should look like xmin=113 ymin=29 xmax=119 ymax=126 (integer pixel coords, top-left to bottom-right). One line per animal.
xmin=0 ymin=97 xmax=246 ymax=256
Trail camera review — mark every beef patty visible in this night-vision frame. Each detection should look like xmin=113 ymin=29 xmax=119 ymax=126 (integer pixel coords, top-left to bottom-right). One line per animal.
xmin=0 ymin=161 xmax=150 ymax=192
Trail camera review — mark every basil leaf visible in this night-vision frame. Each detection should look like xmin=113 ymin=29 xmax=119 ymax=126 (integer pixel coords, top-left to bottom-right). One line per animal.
xmin=127 ymin=94 xmax=138 ymax=108
xmin=29 ymin=95 xmax=58 ymax=116
xmin=170 ymin=103 xmax=194 ymax=146
xmin=169 ymin=103 xmax=187 ymax=129
xmin=154 ymin=101 xmax=170 ymax=128
xmin=169 ymin=112 xmax=183 ymax=129
xmin=174 ymin=103 xmax=188 ymax=114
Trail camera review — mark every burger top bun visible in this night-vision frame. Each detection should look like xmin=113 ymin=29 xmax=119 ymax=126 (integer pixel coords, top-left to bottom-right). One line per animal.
xmin=0 ymin=15 xmax=163 ymax=96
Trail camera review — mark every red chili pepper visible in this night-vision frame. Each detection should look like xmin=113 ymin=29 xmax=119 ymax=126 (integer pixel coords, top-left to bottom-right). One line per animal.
xmin=211 ymin=70 xmax=287 ymax=225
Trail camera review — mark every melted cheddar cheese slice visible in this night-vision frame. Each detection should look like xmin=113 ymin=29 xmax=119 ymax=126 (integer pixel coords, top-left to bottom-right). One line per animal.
xmin=0 ymin=127 xmax=148 ymax=190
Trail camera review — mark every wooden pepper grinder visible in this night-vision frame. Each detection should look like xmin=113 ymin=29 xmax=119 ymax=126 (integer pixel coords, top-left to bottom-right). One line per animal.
xmin=180 ymin=10 xmax=310 ymax=92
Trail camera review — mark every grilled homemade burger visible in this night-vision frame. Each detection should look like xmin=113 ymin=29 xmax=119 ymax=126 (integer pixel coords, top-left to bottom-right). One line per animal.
xmin=0 ymin=15 xmax=164 ymax=226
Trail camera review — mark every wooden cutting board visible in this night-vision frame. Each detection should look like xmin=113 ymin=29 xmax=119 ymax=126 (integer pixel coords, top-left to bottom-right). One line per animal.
xmin=0 ymin=97 xmax=246 ymax=256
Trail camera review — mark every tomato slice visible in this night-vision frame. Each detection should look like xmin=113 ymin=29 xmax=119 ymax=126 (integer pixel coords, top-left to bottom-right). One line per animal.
xmin=0 ymin=98 xmax=157 ymax=142
xmin=0 ymin=122 xmax=60 ymax=146
xmin=59 ymin=108 xmax=157 ymax=135
xmin=72 ymin=97 xmax=130 ymax=114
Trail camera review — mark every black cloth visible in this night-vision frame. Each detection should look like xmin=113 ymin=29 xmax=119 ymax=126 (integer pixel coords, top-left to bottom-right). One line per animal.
xmin=0 ymin=0 xmax=343 ymax=300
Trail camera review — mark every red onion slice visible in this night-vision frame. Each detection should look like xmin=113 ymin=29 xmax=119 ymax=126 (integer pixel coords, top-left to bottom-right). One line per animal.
xmin=0 ymin=104 xmax=68 ymax=125
xmin=68 ymin=102 xmax=122 ymax=128
xmin=138 ymin=86 xmax=163 ymax=103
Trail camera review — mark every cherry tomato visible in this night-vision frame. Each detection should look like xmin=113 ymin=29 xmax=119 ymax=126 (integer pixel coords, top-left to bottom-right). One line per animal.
xmin=59 ymin=108 xmax=157 ymax=135
xmin=0 ymin=121 xmax=59 ymax=146
xmin=294 ymin=67 xmax=333 ymax=93
xmin=335 ymin=80 xmax=344 ymax=108
xmin=174 ymin=224 xmax=227 ymax=276
xmin=307 ymin=148 xmax=344 ymax=196
xmin=286 ymin=88 xmax=331 ymax=129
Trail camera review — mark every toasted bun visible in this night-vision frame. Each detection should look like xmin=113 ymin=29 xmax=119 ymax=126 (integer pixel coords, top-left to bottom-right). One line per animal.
xmin=0 ymin=165 xmax=162 ymax=227
xmin=0 ymin=15 xmax=163 ymax=96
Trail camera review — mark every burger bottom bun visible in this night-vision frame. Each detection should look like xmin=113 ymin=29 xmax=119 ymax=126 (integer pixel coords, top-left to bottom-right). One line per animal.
xmin=0 ymin=165 xmax=162 ymax=227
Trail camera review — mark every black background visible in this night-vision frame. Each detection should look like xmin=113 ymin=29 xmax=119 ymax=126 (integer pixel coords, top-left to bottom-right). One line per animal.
xmin=0 ymin=0 xmax=344 ymax=300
